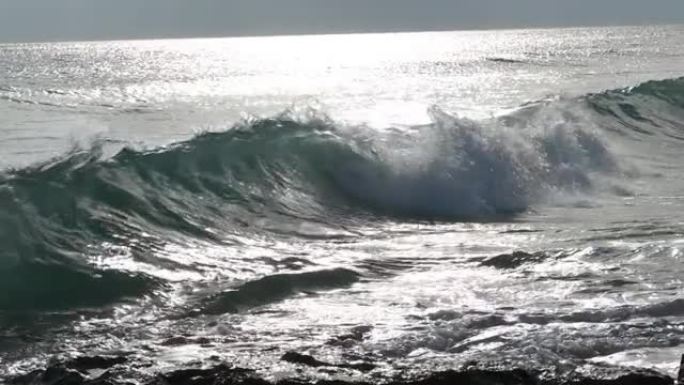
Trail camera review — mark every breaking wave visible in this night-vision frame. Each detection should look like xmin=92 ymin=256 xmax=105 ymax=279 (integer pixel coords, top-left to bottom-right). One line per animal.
xmin=1 ymin=76 xmax=683 ymax=312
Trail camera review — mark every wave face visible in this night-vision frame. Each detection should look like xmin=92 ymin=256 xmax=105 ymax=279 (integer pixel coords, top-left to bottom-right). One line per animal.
xmin=2 ymin=76 xmax=684 ymax=312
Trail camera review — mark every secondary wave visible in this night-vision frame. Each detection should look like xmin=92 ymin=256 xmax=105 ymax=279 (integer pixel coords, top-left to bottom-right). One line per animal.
xmin=1 ymin=76 xmax=682 ymax=312
xmin=199 ymin=268 xmax=360 ymax=315
xmin=587 ymin=76 xmax=684 ymax=140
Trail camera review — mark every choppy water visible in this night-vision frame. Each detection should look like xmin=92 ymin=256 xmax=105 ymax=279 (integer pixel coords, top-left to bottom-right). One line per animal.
xmin=2 ymin=25 xmax=684 ymax=382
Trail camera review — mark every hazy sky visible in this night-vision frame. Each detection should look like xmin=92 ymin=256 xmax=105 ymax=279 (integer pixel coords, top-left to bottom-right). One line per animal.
xmin=0 ymin=0 xmax=683 ymax=42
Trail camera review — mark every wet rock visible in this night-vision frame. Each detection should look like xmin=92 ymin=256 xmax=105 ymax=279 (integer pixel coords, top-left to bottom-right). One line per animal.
xmin=281 ymin=352 xmax=328 ymax=368
xmin=149 ymin=364 xmax=265 ymax=385
xmin=161 ymin=336 xmax=191 ymax=346
xmin=394 ymin=368 xmax=540 ymax=385
xmin=9 ymin=356 xmax=130 ymax=385
xmin=603 ymin=279 xmax=638 ymax=288
xmin=341 ymin=362 xmax=377 ymax=373
xmin=281 ymin=352 xmax=376 ymax=373
xmin=347 ymin=325 xmax=374 ymax=341
xmin=327 ymin=326 xmax=373 ymax=347
xmin=481 ymin=251 xmax=548 ymax=269
xmin=161 ymin=336 xmax=212 ymax=346
xmin=8 ymin=362 xmax=675 ymax=385
xmin=561 ymin=366 xmax=674 ymax=385
xmin=65 ymin=356 xmax=128 ymax=372
xmin=565 ymin=371 xmax=673 ymax=385
xmin=9 ymin=366 xmax=86 ymax=385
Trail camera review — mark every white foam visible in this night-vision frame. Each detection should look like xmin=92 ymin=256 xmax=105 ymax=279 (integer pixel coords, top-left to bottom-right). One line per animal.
xmin=331 ymin=103 xmax=618 ymax=218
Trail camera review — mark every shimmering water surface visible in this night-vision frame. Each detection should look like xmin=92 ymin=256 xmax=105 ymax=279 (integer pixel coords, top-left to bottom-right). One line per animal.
xmin=2 ymin=25 xmax=684 ymax=382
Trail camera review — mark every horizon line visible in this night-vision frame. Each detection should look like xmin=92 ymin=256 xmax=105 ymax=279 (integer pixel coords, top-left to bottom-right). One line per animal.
xmin=0 ymin=20 xmax=681 ymax=45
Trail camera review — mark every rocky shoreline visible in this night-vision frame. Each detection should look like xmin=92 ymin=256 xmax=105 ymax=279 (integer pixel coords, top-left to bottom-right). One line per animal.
xmin=8 ymin=352 xmax=679 ymax=385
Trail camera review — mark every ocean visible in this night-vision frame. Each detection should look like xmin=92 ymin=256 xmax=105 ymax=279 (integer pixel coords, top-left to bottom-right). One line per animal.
xmin=2 ymin=25 xmax=684 ymax=384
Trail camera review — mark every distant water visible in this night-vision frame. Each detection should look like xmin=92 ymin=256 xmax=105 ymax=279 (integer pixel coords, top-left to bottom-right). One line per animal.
xmin=2 ymin=25 xmax=684 ymax=381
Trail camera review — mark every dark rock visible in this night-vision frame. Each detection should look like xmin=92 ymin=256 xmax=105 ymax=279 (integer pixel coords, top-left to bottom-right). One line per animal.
xmin=150 ymin=364 xmax=263 ymax=385
xmin=346 ymin=325 xmax=373 ymax=341
xmin=327 ymin=326 xmax=373 ymax=346
xmin=65 ymin=356 xmax=128 ymax=372
xmin=161 ymin=336 xmax=192 ymax=346
xmin=604 ymin=279 xmax=638 ymax=288
xmin=339 ymin=362 xmax=376 ymax=373
xmin=389 ymin=368 xmax=541 ymax=385
xmin=9 ymin=367 xmax=86 ymax=385
xmin=565 ymin=371 xmax=673 ymax=385
xmin=481 ymin=251 xmax=549 ymax=269
xmin=161 ymin=336 xmax=212 ymax=346
xmin=8 ymin=369 xmax=44 ymax=384
xmin=281 ymin=352 xmax=328 ymax=368
xmin=281 ymin=352 xmax=376 ymax=373
xmin=8 ymin=361 xmax=675 ymax=385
